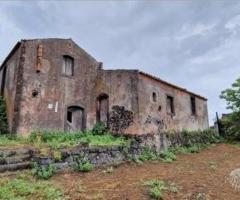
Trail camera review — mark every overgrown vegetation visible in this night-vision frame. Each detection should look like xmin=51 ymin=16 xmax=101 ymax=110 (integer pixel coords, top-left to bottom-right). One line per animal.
xmin=0 ymin=96 xmax=9 ymax=135
xmin=0 ymin=124 xmax=128 ymax=149
xmin=220 ymin=77 xmax=240 ymax=141
xmin=32 ymin=163 xmax=56 ymax=180
xmin=74 ymin=155 xmax=94 ymax=172
xmin=133 ymin=129 xmax=219 ymax=164
xmin=143 ymin=179 xmax=179 ymax=199
xmin=0 ymin=172 xmax=64 ymax=200
xmin=143 ymin=179 xmax=167 ymax=199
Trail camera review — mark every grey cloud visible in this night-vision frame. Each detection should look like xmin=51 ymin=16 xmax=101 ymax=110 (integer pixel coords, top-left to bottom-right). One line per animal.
xmin=0 ymin=1 xmax=240 ymax=124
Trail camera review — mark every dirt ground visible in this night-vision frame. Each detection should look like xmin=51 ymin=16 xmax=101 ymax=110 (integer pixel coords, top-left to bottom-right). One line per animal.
xmin=52 ymin=143 xmax=240 ymax=200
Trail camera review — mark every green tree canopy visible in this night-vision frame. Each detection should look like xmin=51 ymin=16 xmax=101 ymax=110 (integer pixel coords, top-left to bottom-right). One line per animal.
xmin=220 ymin=78 xmax=240 ymax=112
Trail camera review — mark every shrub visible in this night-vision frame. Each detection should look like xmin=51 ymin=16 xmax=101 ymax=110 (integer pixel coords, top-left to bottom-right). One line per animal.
xmin=220 ymin=77 xmax=240 ymax=140
xmin=32 ymin=163 xmax=56 ymax=180
xmin=92 ymin=122 xmax=107 ymax=135
xmin=0 ymin=96 xmax=9 ymax=135
xmin=221 ymin=112 xmax=240 ymax=141
xmin=181 ymin=129 xmax=219 ymax=146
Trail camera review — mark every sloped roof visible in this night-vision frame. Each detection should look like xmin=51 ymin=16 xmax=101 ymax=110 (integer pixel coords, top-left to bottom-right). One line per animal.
xmin=139 ymin=71 xmax=207 ymax=101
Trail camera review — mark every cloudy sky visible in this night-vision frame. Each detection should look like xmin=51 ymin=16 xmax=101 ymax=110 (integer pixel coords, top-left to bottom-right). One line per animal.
xmin=0 ymin=1 xmax=239 ymax=125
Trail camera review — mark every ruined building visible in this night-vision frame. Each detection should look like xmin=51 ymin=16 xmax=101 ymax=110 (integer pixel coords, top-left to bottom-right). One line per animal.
xmin=0 ymin=39 xmax=209 ymax=136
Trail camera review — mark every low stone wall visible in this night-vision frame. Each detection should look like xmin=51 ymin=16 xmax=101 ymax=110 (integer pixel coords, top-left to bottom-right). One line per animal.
xmin=34 ymin=145 xmax=130 ymax=170
xmin=0 ymin=130 xmax=215 ymax=172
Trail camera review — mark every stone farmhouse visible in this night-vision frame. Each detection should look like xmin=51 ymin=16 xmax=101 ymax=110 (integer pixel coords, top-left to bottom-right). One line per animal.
xmin=0 ymin=38 xmax=209 ymax=136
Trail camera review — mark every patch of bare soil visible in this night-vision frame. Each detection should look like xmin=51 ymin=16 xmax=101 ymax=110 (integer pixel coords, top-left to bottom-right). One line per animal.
xmin=53 ymin=143 xmax=240 ymax=200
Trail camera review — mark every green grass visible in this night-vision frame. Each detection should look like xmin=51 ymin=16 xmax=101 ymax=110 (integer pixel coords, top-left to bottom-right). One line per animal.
xmin=0 ymin=172 xmax=64 ymax=200
xmin=0 ymin=129 xmax=128 ymax=150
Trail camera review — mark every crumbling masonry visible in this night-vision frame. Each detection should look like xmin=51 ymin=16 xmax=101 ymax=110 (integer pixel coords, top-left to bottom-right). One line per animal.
xmin=0 ymin=38 xmax=209 ymax=136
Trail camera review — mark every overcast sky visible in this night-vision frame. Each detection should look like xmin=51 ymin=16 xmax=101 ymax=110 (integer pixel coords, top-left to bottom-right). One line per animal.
xmin=0 ymin=1 xmax=239 ymax=125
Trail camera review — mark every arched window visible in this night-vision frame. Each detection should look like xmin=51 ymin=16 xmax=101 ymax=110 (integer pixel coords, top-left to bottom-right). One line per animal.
xmin=66 ymin=106 xmax=84 ymax=131
xmin=96 ymin=93 xmax=109 ymax=127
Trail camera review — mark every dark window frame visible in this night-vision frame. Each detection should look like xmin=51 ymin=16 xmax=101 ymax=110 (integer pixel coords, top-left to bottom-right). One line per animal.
xmin=166 ymin=95 xmax=175 ymax=115
xmin=152 ymin=92 xmax=157 ymax=102
xmin=62 ymin=55 xmax=74 ymax=77
xmin=190 ymin=96 xmax=196 ymax=115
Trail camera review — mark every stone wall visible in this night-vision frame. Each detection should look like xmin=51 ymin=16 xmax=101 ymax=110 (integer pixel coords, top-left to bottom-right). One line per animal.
xmin=137 ymin=73 xmax=209 ymax=135
xmin=0 ymin=147 xmax=38 ymax=172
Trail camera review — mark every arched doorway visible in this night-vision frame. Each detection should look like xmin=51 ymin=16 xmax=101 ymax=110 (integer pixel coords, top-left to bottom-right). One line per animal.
xmin=66 ymin=106 xmax=84 ymax=132
xmin=96 ymin=93 xmax=109 ymax=127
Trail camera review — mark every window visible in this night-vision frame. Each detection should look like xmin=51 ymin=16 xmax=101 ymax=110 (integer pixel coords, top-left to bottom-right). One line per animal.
xmin=62 ymin=55 xmax=74 ymax=76
xmin=190 ymin=96 xmax=196 ymax=115
xmin=166 ymin=95 xmax=175 ymax=115
xmin=152 ymin=92 xmax=157 ymax=102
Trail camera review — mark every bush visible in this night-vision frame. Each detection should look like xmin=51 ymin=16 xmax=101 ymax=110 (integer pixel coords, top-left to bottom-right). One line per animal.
xmin=92 ymin=122 xmax=108 ymax=135
xmin=221 ymin=112 xmax=240 ymax=141
xmin=181 ymin=129 xmax=219 ymax=146
xmin=0 ymin=96 xmax=9 ymax=135
xmin=32 ymin=163 xmax=56 ymax=180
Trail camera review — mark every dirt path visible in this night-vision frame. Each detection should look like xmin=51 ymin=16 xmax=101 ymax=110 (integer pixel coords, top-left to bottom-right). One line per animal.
xmin=53 ymin=143 xmax=240 ymax=200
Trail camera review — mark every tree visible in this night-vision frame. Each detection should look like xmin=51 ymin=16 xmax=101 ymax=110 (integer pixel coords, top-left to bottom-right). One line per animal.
xmin=220 ymin=78 xmax=240 ymax=140
xmin=220 ymin=78 xmax=240 ymax=112
xmin=0 ymin=96 xmax=9 ymax=134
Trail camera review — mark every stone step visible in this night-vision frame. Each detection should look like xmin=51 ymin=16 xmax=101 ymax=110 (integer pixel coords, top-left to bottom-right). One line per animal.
xmin=0 ymin=161 xmax=32 ymax=173
xmin=0 ymin=154 xmax=31 ymax=165
xmin=0 ymin=148 xmax=38 ymax=158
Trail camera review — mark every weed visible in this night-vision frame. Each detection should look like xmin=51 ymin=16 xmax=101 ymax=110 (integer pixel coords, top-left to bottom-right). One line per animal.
xmin=168 ymin=182 xmax=179 ymax=193
xmin=0 ymin=172 xmax=63 ymax=200
xmin=160 ymin=151 xmax=176 ymax=163
xmin=32 ymin=163 xmax=56 ymax=180
xmin=208 ymin=161 xmax=218 ymax=171
xmin=0 ymin=128 xmax=128 ymax=150
xmin=74 ymin=155 xmax=94 ymax=172
xmin=143 ymin=179 xmax=180 ymax=199
xmin=53 ymin=150 xmax=62 ymax=161
xmin=103 ymin=166 xmax=114 ymax=174
xmin=143 ymin=179 xmax=167 ymax=199
xmin=138 ymin=148 xmax=159 ymax=162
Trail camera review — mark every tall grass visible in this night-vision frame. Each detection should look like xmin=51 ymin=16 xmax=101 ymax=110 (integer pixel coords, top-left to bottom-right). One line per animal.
xmin=0 ymin=129 xmax=128 ymax=149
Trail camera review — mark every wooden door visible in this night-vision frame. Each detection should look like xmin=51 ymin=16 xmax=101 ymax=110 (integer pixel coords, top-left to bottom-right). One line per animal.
xmin=72 ymin=109 xmax=84 ymax=131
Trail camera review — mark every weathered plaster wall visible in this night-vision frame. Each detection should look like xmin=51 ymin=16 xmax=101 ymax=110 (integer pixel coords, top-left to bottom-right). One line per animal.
xmin=16 ymin=39 xmax=99 ymax=135
xmin=96 ymin=70 xmax=139 ymax=134
xmin=137 ymin=74 xmax=209 ymax=135
xmin=0 ymin=47 xmax=21 ymax=131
